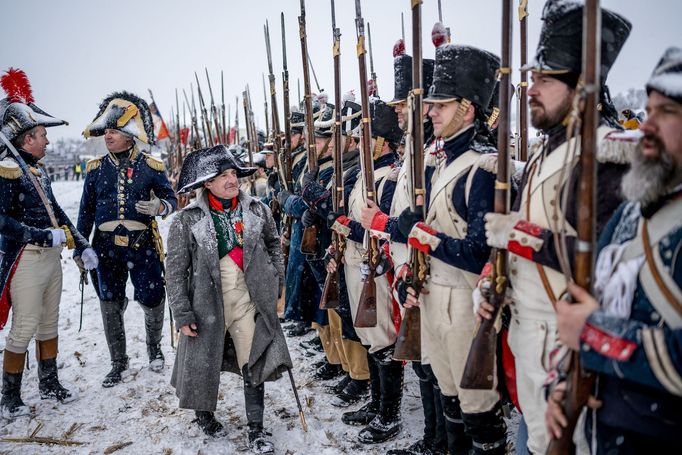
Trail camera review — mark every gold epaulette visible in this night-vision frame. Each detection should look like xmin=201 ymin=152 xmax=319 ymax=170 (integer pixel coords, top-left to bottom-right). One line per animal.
xmin=144 ymin=153 xmax=166 ymax=172
xmin=0 ymin=158 xmax=21 ymax=180
xmin=86 ymin=157 xmax=103 ymax=172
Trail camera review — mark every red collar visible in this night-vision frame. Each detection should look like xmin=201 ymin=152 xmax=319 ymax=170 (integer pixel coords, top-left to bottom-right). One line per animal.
xmin=208 ymin=192 xmax=238 ymax=212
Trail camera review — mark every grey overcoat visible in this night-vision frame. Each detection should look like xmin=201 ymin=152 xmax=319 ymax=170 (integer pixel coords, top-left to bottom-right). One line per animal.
xmin=166 ymin=189 xmax=292 ymax=411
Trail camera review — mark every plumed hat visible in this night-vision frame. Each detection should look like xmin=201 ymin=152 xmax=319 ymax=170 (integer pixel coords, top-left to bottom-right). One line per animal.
xmin=83 ymin=91 xmax=155 ymax=144
xmin=646 ymin=47 xmax=682 ymax=105
xmin=389 ymin=39 xmax=436 ymax=106
xmin=522 ymin=0 xmax=631 ymax=86
xmin=177 ymin=144 xmax=257 ymax=194
xmin=0 ymin=68 xmax=67 ymax=147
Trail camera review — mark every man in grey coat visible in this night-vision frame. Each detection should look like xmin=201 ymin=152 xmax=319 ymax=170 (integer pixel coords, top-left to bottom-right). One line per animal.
xmin=166 ymin=145 xmax=293 ymax=453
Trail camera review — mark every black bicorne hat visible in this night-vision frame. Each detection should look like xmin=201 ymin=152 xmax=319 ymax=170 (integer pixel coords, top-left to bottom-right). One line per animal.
xmin=370 ymin=98 xmax=403 ymax=146
xmin=523 ymin=0 xmax=631 ymax=85
xmin=426 ymin=44 xmax=500 ymax=110
xmin=83 ymin=91 xmax=155 ymax=145
xmin=646 ymin=47 xmax=682 ymax=104
xmin=177 ymin=144 xmax=257 ymax=194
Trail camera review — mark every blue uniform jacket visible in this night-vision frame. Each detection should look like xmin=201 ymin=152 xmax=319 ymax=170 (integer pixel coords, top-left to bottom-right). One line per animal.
xmin=76 ymin=147 xmax=177 ymax=254
xmin=580 ymin=194 xmax=682 ymax=439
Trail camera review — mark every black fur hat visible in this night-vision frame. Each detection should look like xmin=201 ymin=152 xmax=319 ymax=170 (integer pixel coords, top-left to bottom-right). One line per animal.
xmin=370 ymin=98 xmax=403 ymax=146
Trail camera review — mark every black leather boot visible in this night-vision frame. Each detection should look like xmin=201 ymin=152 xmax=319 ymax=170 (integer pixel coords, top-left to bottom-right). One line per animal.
xmin=462 ymin=402 xmax=507 ymax=454
xmin=38 ymin=359 xmax=76 ymax=402
xmin=387 ymin=363 xmax=446 ymax=454
xmin=313 ymin=359 xmax=343 ymax=380
xmin=243 ymin=366 xmax=274 ymax=453
xmin=358 ymin=352 xmax=404 ymax=444
xmin=100 ymin=299 xmax=129 ymax=387
xmin=342 ymin=351 xmax=380 ymax=426
xmin=331 ymin=377 xmax=369 ymax=408
xmin=142 ymin=303 xmax=165 ymax=372
xmin=1 ymin=350 xmax=29 ymax=419
xmin=441 ymin=394 xmax=472 ymax=455
xmin=194 ymin=410 xmax=227 ymax=437
xmin=325 ymin=373 xmax=351 ymax=395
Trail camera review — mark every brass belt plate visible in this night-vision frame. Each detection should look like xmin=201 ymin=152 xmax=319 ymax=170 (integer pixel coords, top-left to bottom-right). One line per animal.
xmin=114 ymin=235 xmax=129 ymax=247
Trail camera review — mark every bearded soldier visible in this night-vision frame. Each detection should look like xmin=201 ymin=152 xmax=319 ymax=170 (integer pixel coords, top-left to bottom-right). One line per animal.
xmin=0 ymin=69 xmax=97 ymax=418
xmin=545 ymin=47 xmax=682 ymax=454
xmin=326 ymin=97 xmax=404 ymax=443
xmin=78 ymin=91 xmax=177 ymax=387
xmin=476 ymin=1 xmax=633 ymax=452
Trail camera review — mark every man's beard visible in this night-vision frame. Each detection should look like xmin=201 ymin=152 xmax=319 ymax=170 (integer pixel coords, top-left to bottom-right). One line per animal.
xmin=530 ymin=95 xmax=573 ymax=131
xmin=621 ymin=137 xmax=681 ymax=206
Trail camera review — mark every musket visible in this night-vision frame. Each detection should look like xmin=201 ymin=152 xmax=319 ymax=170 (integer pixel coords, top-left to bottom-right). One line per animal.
xmin=190 ymin=83 xmax=207 ymax=148
xmin=393 ymin=0 xmax=426 ymax=361
xmin=183 ymin=87 xmax=202 ymax=149
xmin=437 ymin=0 xmax=452 ymax=43
xmin=367 ymin=21 xmax=378 ymax=97
xmin=247 ymin=84 xmax=259 ymax=154
xmin=518 ymin=0 xmax=529 ymax=161
xmin=299 ymin=0 xmax=320 ymax=256
xmin=320 ymin=0 xmax=343 ymax=310
xmin=235 ymin=96 xmax=240 ymax=145
xmin=546 ymin=1 xmax=601 ymax=453
xmin=205 ymin=68 xmax=223 ymax=144
xmin=242 ymin=88 xmax=258 ymax=197
xmin=195 ymin=72 xmax=215 ymax=146
xmin=221 ymin=70 xmax=227 ymax=144
xmin=262 ymin=71 xmax=270 ymax=140
xmin=175 ymin=88 xmax=183 ymax=169
xmin=307 ymin=52 xmax=323 ymax=94
xmin=460 ymin=0 xmax=513 ymax=389
xmin=297 ymin=78 xmax=301 ymax=105
xmin=401 ymin=12 xmax=405 ymax=42
xmin=281 ymin=11 xmax=294 ymax=270
xmin=227 ymin=103 xmax=231 ymax=145
xmin=353 ymin=0 xmax=378 ymax=328
xmin=265 ymin=20 xmax=283 ymax=220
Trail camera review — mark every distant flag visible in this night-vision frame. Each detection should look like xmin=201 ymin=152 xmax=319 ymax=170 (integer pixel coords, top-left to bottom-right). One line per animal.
xmin=149 ymin=100 xmax=170 ymax=143
xmin=180 ymin=127 xmax=190 ymax=146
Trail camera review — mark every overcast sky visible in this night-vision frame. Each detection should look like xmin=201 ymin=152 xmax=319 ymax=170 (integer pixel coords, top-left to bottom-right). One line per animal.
xmin=1 ymin=0 xmax=680 ymax=141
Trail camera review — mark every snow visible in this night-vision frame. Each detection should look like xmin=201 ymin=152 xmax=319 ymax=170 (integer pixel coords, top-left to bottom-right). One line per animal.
xmin=0 ymin=179 xmax=458 ymax=455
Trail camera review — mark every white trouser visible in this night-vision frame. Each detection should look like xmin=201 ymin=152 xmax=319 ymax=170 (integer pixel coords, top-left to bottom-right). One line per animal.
xmin=344 ymin=263 xmax=396 ymax=353
xmin=219 ymin=255 xmax=256 ymax=370
xmin=6 ymin=245 xmax=63 ymax=353
xmin=422 ymin=282 xmax=500 ymax=414
xmin=507 ymin=313 xmax=558 ymax=454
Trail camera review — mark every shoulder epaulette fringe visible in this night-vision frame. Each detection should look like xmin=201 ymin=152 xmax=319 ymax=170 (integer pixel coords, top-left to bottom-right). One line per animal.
xmin=598 ymin=130 xmax=637 ymax=165
xmin=86 ymin=157 xmax=103 ymax=172
xmin=475 ymin=153 xmax=498 ymax=174
xmin=0 ymin=158 xmax=21 ymax=180
xmin=144 ymin=154 xmax=166 ymax=171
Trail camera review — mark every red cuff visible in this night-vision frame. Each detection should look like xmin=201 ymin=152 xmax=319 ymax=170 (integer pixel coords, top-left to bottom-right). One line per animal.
xmin=580 ymin=323 xmax=637 ymax=361
xmin=370 ymin=212 xmax=390 ymax=233
xmin=407 ymin=222 xmax=441 ymax=255
xmin=336 ymin=215 xmax=351 ymax=226
xmin=479 ymin=262 xmax=493 ymax=282
xmin=514 ymin=220 xmax=544 ymax=237
xmin=508 ymin=240 xmax=535 ymax=261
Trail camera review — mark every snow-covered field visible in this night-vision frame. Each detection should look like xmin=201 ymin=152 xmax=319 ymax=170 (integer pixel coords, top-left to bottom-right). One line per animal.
xmin=0 ymin=179 xmax=442 ymax=455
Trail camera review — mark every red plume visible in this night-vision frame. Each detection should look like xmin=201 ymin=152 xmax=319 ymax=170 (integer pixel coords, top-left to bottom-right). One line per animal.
xmin=1 ymin=68 xmax=35 ymax=104
xmin=431 ymin=22 xmax=448 ymax=48
xmin=393 ymin=39 xmax=406 ymax=58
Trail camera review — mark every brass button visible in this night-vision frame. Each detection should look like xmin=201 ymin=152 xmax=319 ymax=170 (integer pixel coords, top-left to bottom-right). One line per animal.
xmin=119 ymin=215 xmax=125 ymax=220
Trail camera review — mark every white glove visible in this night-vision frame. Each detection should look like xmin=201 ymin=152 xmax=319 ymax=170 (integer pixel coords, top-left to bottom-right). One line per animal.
xmin=360 ymin=261 xmax=370 ymax=282
xmin=50 ymin=229 xmax=67 ymax=247
xmin=81 ymin=248 xmax=99 ymax=271
xmin=135 ymin=194 xmax=162 ymax=216
xmin=484 ymin=212 xmax=522 ymax=249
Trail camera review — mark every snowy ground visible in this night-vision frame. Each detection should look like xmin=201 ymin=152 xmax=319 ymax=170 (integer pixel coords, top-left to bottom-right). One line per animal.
xmin=0 ymin=180 xmax=517 ymax=455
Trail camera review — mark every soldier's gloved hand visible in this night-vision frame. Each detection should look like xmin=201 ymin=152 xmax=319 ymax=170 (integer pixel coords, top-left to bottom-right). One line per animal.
xmin=302 ymin=168 xmax=319 ymax=188
xmin=267 ymin=171 xmax=280 ymax=190
xmin=326 ymin=210 xmax=344 ymax=229
xmin=135 ymin=194 xmax=162 ymax=216
xmin=81 ymin=248 xmax=99 ymax=271
xmin=301 ymin=209 xmax=316 ymax=228
xmin=50 ymin=229 xmax=67 ymax=247
xmin=360 ymin=260 xmax=370 ymax=282
xmin=277 ymin=189 xmax=292 ymax=208
xmin=484 ymin=212 xmax=522 ymax=249
xmin=395 ymin=278 xmax=410 ymax=307
xmin=397 ymin=207 xmax=423 ymax=238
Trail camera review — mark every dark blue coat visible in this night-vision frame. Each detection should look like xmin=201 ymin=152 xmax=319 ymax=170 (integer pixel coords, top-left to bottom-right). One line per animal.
xmin=581 ymin=195 xmax=682 ymax=440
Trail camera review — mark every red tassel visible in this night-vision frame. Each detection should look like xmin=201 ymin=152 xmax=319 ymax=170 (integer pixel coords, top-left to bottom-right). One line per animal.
xmin=1 ymin=68 xmax=34 ymax=104
xmin=393 ymin=39 xmax=406 ymax=58
xmin=431 ymin=22 xmax=448 ymax=48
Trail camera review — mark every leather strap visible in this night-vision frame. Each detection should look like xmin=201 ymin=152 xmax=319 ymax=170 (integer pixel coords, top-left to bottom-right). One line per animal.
xmin=642 ymin=219 xmax=682 ymax=316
